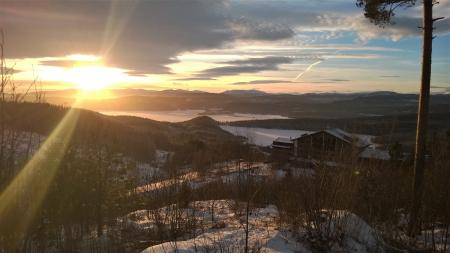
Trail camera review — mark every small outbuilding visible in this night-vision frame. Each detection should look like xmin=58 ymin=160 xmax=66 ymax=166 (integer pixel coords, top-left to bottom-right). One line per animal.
xmin=271 ymin=137 xmax=294 ymax=153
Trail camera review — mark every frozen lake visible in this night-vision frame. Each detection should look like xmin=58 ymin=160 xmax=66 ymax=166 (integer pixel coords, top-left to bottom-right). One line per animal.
xmin=221 ymin=126 xmax=376 ymax=147
xmin=220 ymin=125 xmax=312 ymax=146
xmin=99 ymin=110 xmax=289 ymax=123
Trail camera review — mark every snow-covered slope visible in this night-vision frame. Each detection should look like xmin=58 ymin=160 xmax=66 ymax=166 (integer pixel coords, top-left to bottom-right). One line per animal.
xmin=133 ymin=200 xmax=385 ymax=253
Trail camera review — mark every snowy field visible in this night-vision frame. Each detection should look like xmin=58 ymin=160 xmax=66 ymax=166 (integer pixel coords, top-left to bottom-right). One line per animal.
xmin=220 ymin=126 xmax=312 ymax=146
xmin=130 ymin=200 xmax=385 ymax=253
xmin=100 ymin=110 xmax=289 ymax=122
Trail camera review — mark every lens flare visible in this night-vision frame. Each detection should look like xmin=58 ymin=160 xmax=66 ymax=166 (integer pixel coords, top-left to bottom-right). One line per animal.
xmin=67 ymin=65 xmax=118 ymax=91
xmin=0 ymin=100 xmax=81 ymax=246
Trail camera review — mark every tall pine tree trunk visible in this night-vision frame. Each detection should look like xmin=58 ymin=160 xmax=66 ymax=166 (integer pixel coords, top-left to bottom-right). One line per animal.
xmin=408 ymin=0 xmax=433 ymax=237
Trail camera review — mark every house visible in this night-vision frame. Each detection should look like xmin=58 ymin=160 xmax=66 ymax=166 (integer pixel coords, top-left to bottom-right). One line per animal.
xmin=271 ymin=137 xmax=294 ymax=153
xmin=293 ymin=128 xmax=365 ymax=159
xmin=292 ymin=128 xmax=390 ymax=161
xmin=269 ymin=128 xmax=390 ymax=162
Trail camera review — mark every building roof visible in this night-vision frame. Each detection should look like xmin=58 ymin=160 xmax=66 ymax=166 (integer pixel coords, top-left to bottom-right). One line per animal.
xmin=295 ymin=128 xmax=372 ymax=148
xmin=273 ymin=137 xmax=293 ymax=144
xmin=271 ymin=137 xmax=293 ymax=149
xmin=324 ymin=128 xmax=355 ymax=144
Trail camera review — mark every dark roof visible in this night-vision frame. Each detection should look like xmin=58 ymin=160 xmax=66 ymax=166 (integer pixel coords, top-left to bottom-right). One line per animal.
xmin=294 ymin=128 xmax=369 ymax=147
xmin=271 ymin=137 xmax=293 ymax=149
xmin=323 ymin=128 xmax=354 ymax=144
xmin=273 ymin=137 xmax=293 ymax=144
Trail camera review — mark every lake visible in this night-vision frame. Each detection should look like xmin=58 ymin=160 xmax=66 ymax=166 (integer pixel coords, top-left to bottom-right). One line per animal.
xmin=99 ymin=110 xmax=289 ymax=123
xmin=220 ymin=125 xmax=312 ymax=146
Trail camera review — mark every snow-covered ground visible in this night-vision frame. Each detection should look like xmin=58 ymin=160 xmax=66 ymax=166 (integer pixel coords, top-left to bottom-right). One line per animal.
xmin=131 ymin=200 xmax=385 ymax=253
xmin=100 ymin=110 xmax=289 ymax=122
xmin=220 ymin=126 xmax=312 ymax=146
xmin=134 ymin=162 xmax=272 ymax=193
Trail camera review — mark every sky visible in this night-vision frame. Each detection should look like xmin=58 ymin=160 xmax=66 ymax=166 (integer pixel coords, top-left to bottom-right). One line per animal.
xmin=1 ymin=0 xmax=449 ymax=94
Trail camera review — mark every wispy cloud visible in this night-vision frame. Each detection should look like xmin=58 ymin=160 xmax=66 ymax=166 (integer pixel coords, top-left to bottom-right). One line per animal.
xmin=194 ymin=56 xmax=294 ymax=78
xmin=326 ymin=79 xmax=351 ymax=82
xmin=431 ymin=85 xmax=450 ymax=89
xmin=174 ymin=77 xmax=216 ymax=81
xmin=2 ymin=0 xmax=449 ymax=93
xmin=380 ymin=75 xmax=401 ymax=78
xmin=232 ymin=79 xmax=288 ymax=85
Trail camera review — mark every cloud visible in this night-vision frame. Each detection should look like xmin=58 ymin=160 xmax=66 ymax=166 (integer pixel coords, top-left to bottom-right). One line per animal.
xmin=2 ymin=0 xmax=448 ymax=84
xmin=380 ymin=75 xmax=400 ymax=78
xmin=195 ymin=56 xmax=294 ymax=78
xmin=232 ymin=79 xmax=288 ymax=85
xmin=174 ymin=77 xmax=216 ymax=81
xmin=1 ymin=0 xmax=297 ymax=75
xmin=232 ymin=78 xmax=350 ymax=85
xmin=231 ymin=1 xmax=450 ymax=42
xmin=230 ymin=17 xmax=294 ymax=41
xmin=432 ymin=86 xmax=450 ymax=93
xmin=326 ymin=79 xmax=351 ymax=82
xmin=39 ymin=60 xmax=77 ymax=68
xmin=431 ymin=85 xmax=450 ymax=89
xmin=321 ymin=14 xmax=450 ymax=42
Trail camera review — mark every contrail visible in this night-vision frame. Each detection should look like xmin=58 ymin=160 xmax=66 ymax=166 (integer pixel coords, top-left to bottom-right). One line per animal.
xmin=293 ymin=60 xmax=323 ymax=81
xmin=293 ymin=49 xmax=343 ymax=81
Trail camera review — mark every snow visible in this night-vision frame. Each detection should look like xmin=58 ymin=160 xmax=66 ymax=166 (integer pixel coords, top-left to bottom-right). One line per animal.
xmin=135 ymin=201 xmax=385 ymax=253
xmin=273 ymin=137 xmax=293 ymax=143
xmin=134 ymin=162 xmax=272 ymax=194
xmin=136 ymin=200 xmax=307 ymax=253
xmin=353 ymin=133 xmax=376 ymax=147
xmin=323 ymin=128 xmax=375 ymax=147
xmin=134 ymin=171 xmax=200 ymax=193
xmin=325 ymin=128 xmax=354 ymax=143
xmin=220 ymin=126 xmax=312 ymax=146
xmin=135 ymin=163 xmax=161 ymax=185
xmin=324 ymin=210 xmax=385 ymax=253
xmin=359 ymin=148 xmax=390 ymax=160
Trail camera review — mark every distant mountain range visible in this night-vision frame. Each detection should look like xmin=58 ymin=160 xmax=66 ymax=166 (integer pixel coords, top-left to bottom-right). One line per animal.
xmin=31 ymin=89 xmax=450 ymax=119
xmin=221 ymin=89 xmax=268 ymax=96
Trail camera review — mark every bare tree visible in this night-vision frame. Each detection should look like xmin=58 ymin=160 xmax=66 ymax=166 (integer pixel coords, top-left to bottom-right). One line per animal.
xmin=356 ymin=0 xmax=445 ymax=237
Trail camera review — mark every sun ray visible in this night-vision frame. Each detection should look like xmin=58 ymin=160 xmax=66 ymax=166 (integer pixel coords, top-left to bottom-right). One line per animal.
xmin=0 ymin=99 xmax=82 ymax=246
xmin=101 ymin=0 xmax=138 ymax=58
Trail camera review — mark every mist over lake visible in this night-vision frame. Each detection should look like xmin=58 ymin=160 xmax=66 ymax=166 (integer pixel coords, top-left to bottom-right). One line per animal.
xmin=99 ymin=110 xmax=289 ymax=122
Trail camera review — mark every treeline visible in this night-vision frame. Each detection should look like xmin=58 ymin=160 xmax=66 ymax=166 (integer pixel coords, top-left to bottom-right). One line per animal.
xmin=0 ymin=101 xmax=245 ymax=252
xmin=2 ymin=102 xmax=239 ymax=163
xmin=132 ymin=132 xmax=450 ymax=252
xmin=228 ymin=113 xmax=450 ymax=146
xmin=2 ymin=102 xmax=158 ymax=162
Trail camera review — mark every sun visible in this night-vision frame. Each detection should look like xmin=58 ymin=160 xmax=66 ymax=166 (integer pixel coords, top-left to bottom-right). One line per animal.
xmin=67 ymin=65 xmax=117 ymax=92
